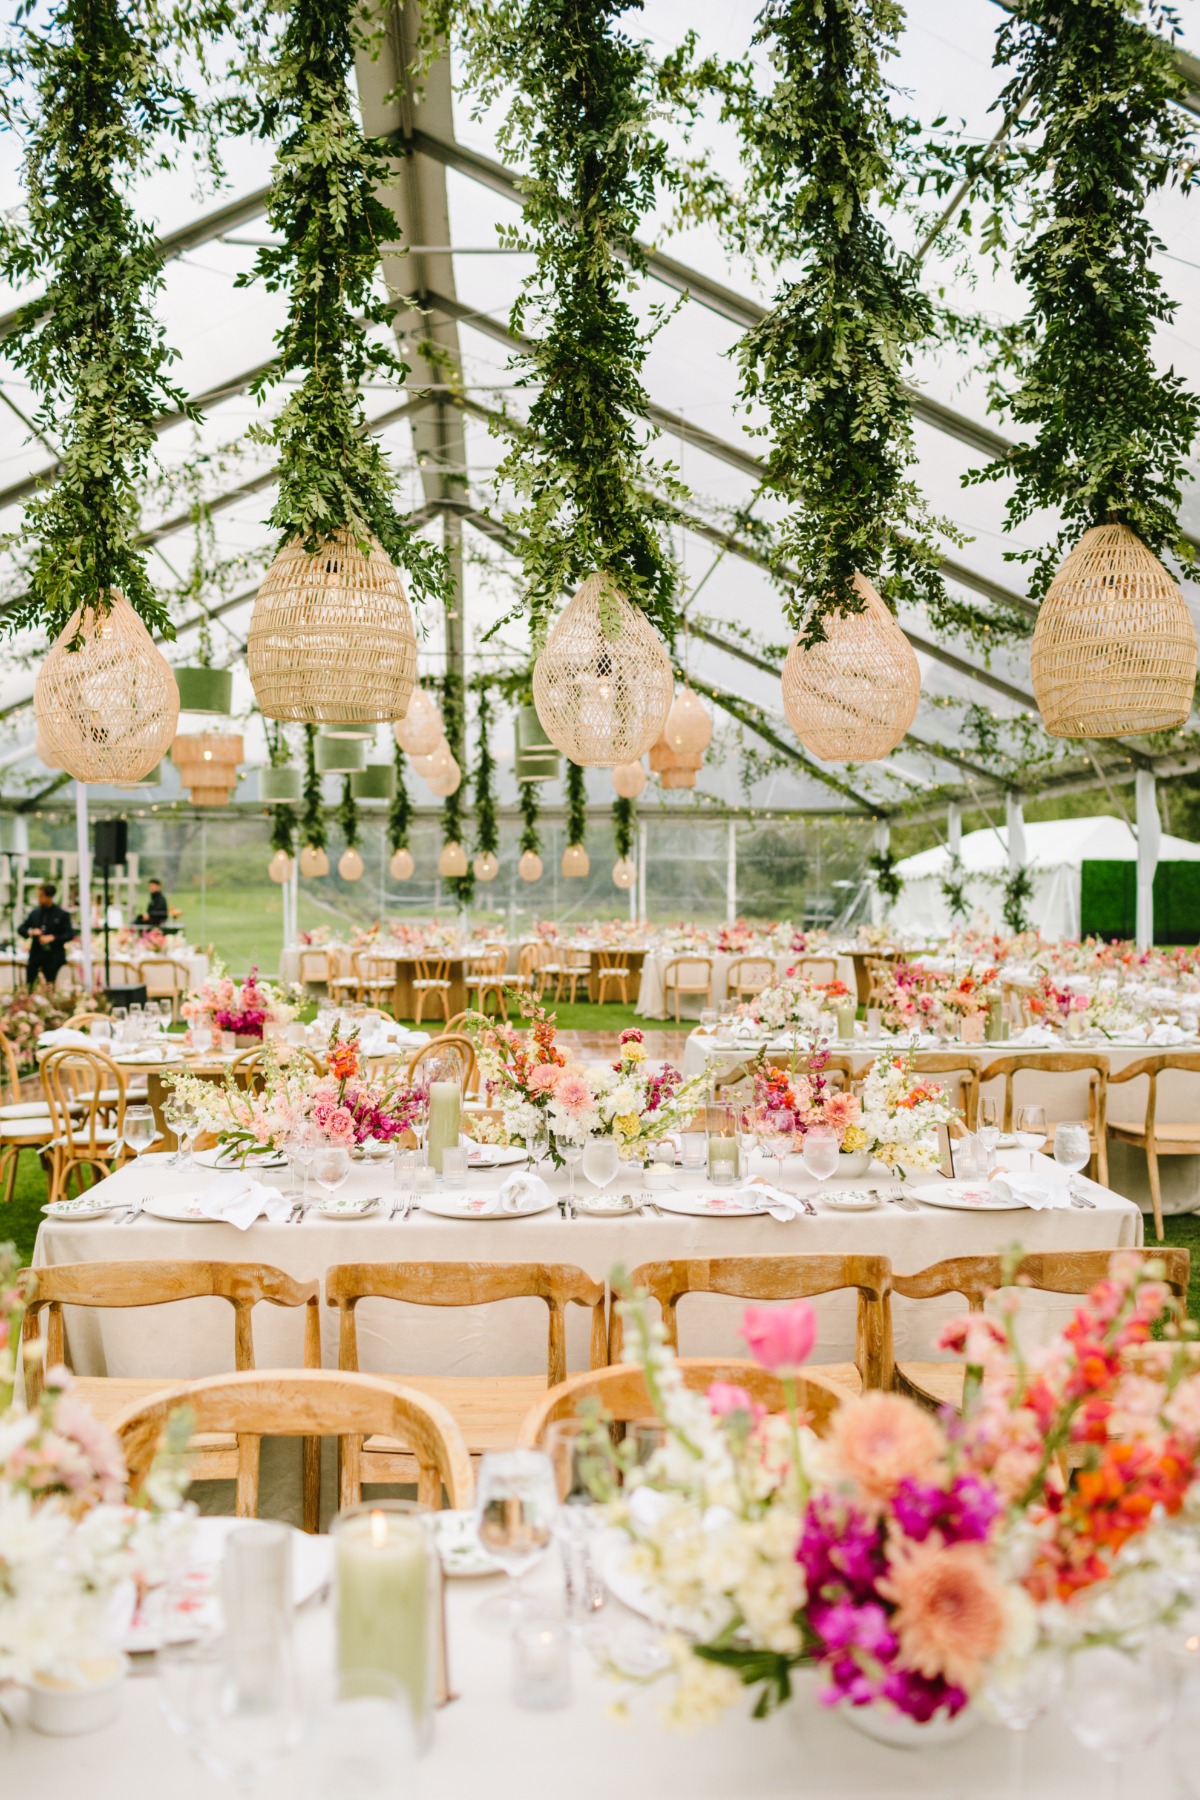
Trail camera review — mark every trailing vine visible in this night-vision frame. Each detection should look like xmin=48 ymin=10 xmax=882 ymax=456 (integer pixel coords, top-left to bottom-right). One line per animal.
xmin=388 ymin=736 xmax=411 ymax=853
xmin=721 ymin=0 xmax=956 ymax=646
xmin=301 ymin=725 xmax=326 ymax=853
xmin=969 ymin=0 xmax=1199 ymax=593
xmin=613 ymin=795 xmax=635 ymax=862
xmin=565 ymin=758 xmax=587 ymax=849
xmin=519 ymin=778 xmax=542 ymax=860
xmin=241 ymin=0 xmax=449 ymax=603
xmin=440 ymin=671 xmax=473 ymax=903
xmin=1002 ymin=864 xmax=1035 ymax=936
xmin=0 ymin=0 xmax=206 ymax=639
xmin=429 ymin=0 xmax=681 ymax=642
xmin=271 ymin=803 xmax=296 ymax=859
xmin=868 ymin=848 xmax=904 ymax=906
xmin=472 ymin=685 xmax=499 ymax=863
xmin=939 ymin=854 xmax=970 ymax=924
xmin=337 ymin=776 xmax=359 ymax=854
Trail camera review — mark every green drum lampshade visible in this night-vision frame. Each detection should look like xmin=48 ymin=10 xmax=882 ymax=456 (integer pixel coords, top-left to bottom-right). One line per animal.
xmin=260 ymin=765 xmax=304 ymax=803
xmin=174 ymin=666 xmax=234 ymax=715
xmin=314 ymin=732 xmax=367 ymax=775
xmin=322 ymin=718 xmax=377 ymax=740
xmin=351 ymin=762 xmax=397 ymax=801
xmin=515 ymin=704 xmax=561 ymax=783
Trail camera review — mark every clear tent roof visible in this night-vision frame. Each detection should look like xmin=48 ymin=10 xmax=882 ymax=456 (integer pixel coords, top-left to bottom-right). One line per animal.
xmin=0 ymin=0 xmax=1198 ymax=821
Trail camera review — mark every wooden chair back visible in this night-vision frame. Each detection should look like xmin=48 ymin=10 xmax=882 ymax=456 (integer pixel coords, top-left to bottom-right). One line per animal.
xmin=359 ymin=953 xmax=398 ymax=987
xmin=865 ymin=956 xmax=899 ymax=1006
xmin=229 ymin=1044 xmax=325 ymax=1086
xmin=140 ymin=957 xmax=188 ymax=999
xmin=62 ymin=1012 xmax=111 ymax=1034
xmin=909 ymin=1053 xmax=982 ymax=1130
xmin=796 ymin=956 xmax=839 ymax=985
xmin=298 ymin=949 xmax=330 ymax=985
xmin=114 ymin=1370 xmax=474 ymax=1514
xmin=327 ymin=1261 xmax=608 ymax=1387
xmin=404 ymin=1033 xmax=478 ymax=1096
xmin=978 ymin=1050 xmax=1109 ymax=1135
xmin=106 ymin=957 xmax=143 ymax=985
xmin=892 ymin=1247 xmax=1189 ymax=1313
xmin=727 ymin=956 xmax=774 ymax=997
xmin=20 ymin=1259 xmax=321 ymax=1404
xmin=663 ymin=956 xmax=713 ymax=990
xmin=517 ymin=943 xmax=542 ymax=981
xmin=614 ymin=1254 xmax=894 ymax=1388
xmin=597 ymin=948 xmax=629 ymax=972
xmin=413 ymin=956 xmax=451 ymax=984
xmin=39 ymin=1045 xmax=127 ymax=1150
xmin=760 ymin=1052 xmax=856 ymax=1091
xmin=517 ymin=1358 xmax=844 ymax=1448
xmin=0 ymin=1027 xmax=24 ymax=1106
xmin=1108 ymin=1051 xmax=1200 ymax=1139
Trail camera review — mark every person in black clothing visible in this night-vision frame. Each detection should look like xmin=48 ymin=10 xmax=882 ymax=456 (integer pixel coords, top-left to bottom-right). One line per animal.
xmin=18 ymin=882 xmax=73 ymax=987
xmin=136 ymin=879 xmax=169 ymax=929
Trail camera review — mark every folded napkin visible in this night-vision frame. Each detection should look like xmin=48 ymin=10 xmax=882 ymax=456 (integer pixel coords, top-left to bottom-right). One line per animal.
xmin=1147 ymin=1022 xmax=1191 ymax=1046
xmin=730 ymin=1176 xmax=807 ymax=1221
xmin=496 ymin=1172 xmax=556 ymax=1215
xmin=1009 ymin=1024 xmax=1059 ymax=1046
xmin=37 ymin=1028 xmax=93 ymax=1048
xmin=197 ymin=1171 xmax=293 ymax=1230
xmin=989 ymin=1171 xmax=1070 ymax=1211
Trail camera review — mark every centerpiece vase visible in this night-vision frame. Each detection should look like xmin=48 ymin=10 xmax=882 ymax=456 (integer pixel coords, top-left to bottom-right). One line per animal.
xmin=424 ymin=1046 xmax=463 ymax=1174
xmin=838 ymin=1699 xmax=978 ymax=1750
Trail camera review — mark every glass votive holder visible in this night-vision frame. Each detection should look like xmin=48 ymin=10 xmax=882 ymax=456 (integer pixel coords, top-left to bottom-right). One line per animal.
xmin=393 ymin=1147 xmax=418 ymax=1185
xmin=512 ymin=1612 xmax=571 ymax=1711
xmin=411 ymin=1164 xmax=437 ymax=1193
xmin=441 ymin=1144 xmax=468 ymax=1182
xmin=680 ymin=1132 xmax=706 ymax=1172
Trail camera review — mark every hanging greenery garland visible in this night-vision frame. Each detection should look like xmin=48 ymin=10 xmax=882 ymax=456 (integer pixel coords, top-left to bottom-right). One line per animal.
xmin=612 ymin=795 xmax=635 ymax=863
xmin=519 ymin=777 xmax=542 ymax=861
xmin=241 ymin=0 xmax=448 ymax=598
xmin=472 ymin=685 xmax=500 ymax=864
xmin=301 ymin=725 xmax=326 ymax=853
xmin=565 ymin=759 xmax=587 ymax=850
xmin=440 ymin=671 xmax=473 ymax=903
xmin=429 ymin=0 xmax=681 ymax=641
xmin=720 ymin=0 xmax=956 ymax=647
xmin=939 ymin=855 xmax=970 ymax=925
xmin=1002 ymin=864 xmax=1035 ymax=936
xmin=969 ymin=0 xmax=1199 ymax=593
xmin=867 ymin=848 xmax=904 ymax=906
xmin=389 ymin=736 xmax=412 ymax=854
xmin=0 ymin=0 xmax=205 ymax=639
xmin=337 ymin=776 xmax=359 ymax=853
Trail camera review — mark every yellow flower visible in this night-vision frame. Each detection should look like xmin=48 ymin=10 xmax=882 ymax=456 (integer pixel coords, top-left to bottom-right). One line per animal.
xmin=841 ymin=1124 xmax=868 ymax=1152
xmin=615 ymin=1112 xmax=640 ymax=1139
xmin=623 ymin=1042 xmax=646 ymax=1063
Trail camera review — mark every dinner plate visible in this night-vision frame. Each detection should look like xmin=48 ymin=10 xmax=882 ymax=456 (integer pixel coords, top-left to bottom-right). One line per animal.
xmin=466 ymin=1144 xmax=528 ymax=1168
xmin=195 ymin=1145 xmax=288 ymax=1171
xmin=43 ymin=1194 xmax=122 ymax=1219
xmin=431 ymin=1511 xmax=500 ymax=1579
xmin=905 ymin=1180 xmax=1027 ymax=1212
xmin=141 ymin=1194 xmax=230 ymax=1223
xmin=121 ymin=1517 xmax=332 ymax=1653
xmin=573 ymin=1190 xmax=643 ymax=1216
xmin=647 ymin=1189 xmax=771 ymax=1218
xmin=416 ymin=1188 xmax=556 ymax=1220
xmin=821 ymin=1188 xmax=881 ymax=1212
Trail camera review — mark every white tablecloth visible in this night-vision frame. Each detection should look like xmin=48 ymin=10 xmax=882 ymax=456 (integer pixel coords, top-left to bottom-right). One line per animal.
xmin=64 ymin=948 xmax=209 ymax=990
xmin=34 ymin=1150 xmax=1140 ymax=1387
xmin=0 ymin=1553 xmax=1181 ymax=1800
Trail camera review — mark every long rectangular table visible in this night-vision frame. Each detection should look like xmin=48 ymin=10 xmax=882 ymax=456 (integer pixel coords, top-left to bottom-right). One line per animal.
xmin=34 ymin=1150 xmax=1140 ymax=1388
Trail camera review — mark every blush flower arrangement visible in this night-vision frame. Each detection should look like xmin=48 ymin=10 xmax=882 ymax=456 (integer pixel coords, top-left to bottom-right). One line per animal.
xmin=181 ymin=965 xmax=295 ymax=1041
xmin=597 ymin=1253 xmax=1200 ymax=1734
xmin=749 ymin=1040 xmax=869 ymax=1156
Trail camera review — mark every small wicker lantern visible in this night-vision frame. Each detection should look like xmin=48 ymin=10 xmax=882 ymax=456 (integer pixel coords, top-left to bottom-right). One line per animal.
xmin=393 ymin=689 xmax=443 ymax=757
xmin=561 ymin=843 xmax=590 ymax=878
xmin=424 ymin=756 xmax=462 ymax=799
xmin=782 ymin=572 xmax=920 ymax=762
xmin=390 ymin=847 xmax=414 ymax=881
xmin=1030 ymin=522 xmax=1198 ymax=737
xmin=410 ymin=739 xmax=451 ymax=778
xmin=664 ymin=686 xmax=713 ymax=755
xmin=648 ymin=733 xmax=701 ymax=790
xmin=268 ymin=849 xmax=293 ymax=884
xmin=172 ymin=732 xmax=244 ymax=806
xmin=532 ymin=575 xmax=673 ymax=767
xmin=473 ymin=851 xmax=499 ymax=882
xmin=438 ymin=841 xmax=468 ymax=879
xmin=35 ymin=594 xmax=180 ymax=785
xmin=338 ymin=847 xmax=364 ymax=881
xmin=518 ymin=849 xmax=544 ymax=882
xmin=248 ymin=527 xmax=417 ymax=725
xmin=299 ymin=844 xmax=329 ymax=878
xmin=612 ymin=856 xmax=636 ymax=889
xmin=611 ymin=760 xmax=646 ymax=799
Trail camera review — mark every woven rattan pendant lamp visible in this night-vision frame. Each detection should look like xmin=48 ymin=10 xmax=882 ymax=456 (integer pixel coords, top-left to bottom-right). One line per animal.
xmin=532 ymin=575 xmax=673 ymax=767
xmin=518 ymin=849 xmax=544 ymax=881
xmin=389 ymin=847 xmax=414 ymax=880
xmin=299 ymin=844 xmax=329 ymax=877
xmin=438 ymin=841 xmax=468 ymax=879
xmin=473 ymin=850 xmax=499 ymax=882
xmin=612 ymin=856 xmax=636 ymax=889
xmin=611 ymin=760 xmax=646 ymax=799
xmin=782 ymin=573 xmax=920 ymax=762
xmin=1030 ymin=522 xmax=1197 ymax=737
xmin=561 ymin=843 xmax=590 ymax=877
xmin=35 ymin=596 xmax=180 ymax=785
xmin=648 ymin=734 xmax=702 ymax=789
xmin=664 ymin=686 xmax=713 ymax=755
xmin=248 ymin=527 xmax=417 ymax=726
xmin=172 ymin=732 xmax=243 ymax=805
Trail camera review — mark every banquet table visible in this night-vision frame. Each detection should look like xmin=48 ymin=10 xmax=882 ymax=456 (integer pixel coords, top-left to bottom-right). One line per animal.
xmin=638 ymin=948 xmax=860 ymax=1019
xmin=682 ymin=1029 xmax=1200 ymax=1216
xmin=0 ymin=1553 xmax=1180 ymax=1800
xmin=34 ymin=1149 xmax=1139 ymax=1386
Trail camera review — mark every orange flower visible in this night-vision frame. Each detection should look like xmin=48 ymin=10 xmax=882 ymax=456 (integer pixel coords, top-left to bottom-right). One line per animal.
xmin=824 ymin=1392 xmax=945 ymax=1506
xmin=879 ymin=1540 xmax=1008 ymax=1690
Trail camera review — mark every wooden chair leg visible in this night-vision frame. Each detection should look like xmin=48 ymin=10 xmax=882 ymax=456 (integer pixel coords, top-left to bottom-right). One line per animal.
xmin=302 ymin=1435 xmax=321 ymax=1534
xmin=1146 ymin=1143 xmax=1164 ymax=1242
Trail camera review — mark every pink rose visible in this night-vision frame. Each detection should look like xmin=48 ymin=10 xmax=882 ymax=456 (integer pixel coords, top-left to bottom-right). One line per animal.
xmin=741 ymin=1300 xmax=817 ymax=1374
xmin=707 ymin=1381 xmax=765 ymax=1423
xmin=324 ymin=1106 xmax=355 ymax=1144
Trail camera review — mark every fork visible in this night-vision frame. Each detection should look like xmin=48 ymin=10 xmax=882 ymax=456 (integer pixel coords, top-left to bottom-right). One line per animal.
xmin=118 ymin=1195 xmax=150 ymax=1225
xmin=884 ymin=1186 xmax=918 ymax=1212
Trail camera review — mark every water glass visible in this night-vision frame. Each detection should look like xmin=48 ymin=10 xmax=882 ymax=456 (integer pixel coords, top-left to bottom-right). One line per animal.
xmin=474 ymin=1450 xmax=558 ymax=1633
xmin=582 ymin=1137 xmax=619 ymax=1193
xmin=977 ymin=1095 xmax=1000 ymax=1168
xmin=801 ymin=1123 xmax=839 ymax=1193
xmin=1053 ymin=1120 xmax=1091 ymax=1201
xmin=1014 ymin=1103 xmax=1047 ymax=1173
xmin=174 ymin=1105 xmax=200 ymax=1168
xmin=981 ymin=1643 xmax=1063 ymax=1797
xmin=761 ymin=1108 xmax=794 ymax=1185
xmin=191 ymin=1022 xmax=214 ymax=1058
xmin=286 ymin=1123 xmax=314 ymax=1201
xmin=307 ymin=1672 xmax=417 ymax=1799
xmin=512 ymin=1613 xmax=571 ymax=1710
xmin=1059 ymin=1641 xmax=1177 ymax=1798
xmin=312 ymin=1143 xmax=350 ymax=1199
xmin=122 ymin=1104 xmax=157 ymax=1161
xmin=173 ymin=1630 xmax=302 ymax=1786
xmin=680 ymin=1132 xmax=706 ymax=1172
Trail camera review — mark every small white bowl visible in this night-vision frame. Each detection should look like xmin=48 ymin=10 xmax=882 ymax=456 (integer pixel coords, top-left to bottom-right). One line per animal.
xmin=28 ymin=1653 xmax=128 ymax=1736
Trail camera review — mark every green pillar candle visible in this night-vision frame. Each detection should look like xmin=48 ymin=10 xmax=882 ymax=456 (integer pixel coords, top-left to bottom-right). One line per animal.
xmin=335 ymin=1506 xmax=431 ymax=1738
xmin=427 ymin=1079 xmax=461 ymax=1173
xmin=837 ymin=1002 xmax=856 ymax=1040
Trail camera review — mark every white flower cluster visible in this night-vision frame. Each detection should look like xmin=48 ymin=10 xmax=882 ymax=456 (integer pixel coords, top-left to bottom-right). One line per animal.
xmin=857 ymin=1050 xmax=957 ymax=1171
xmin=743 ymin=975 xmax=824 ymax=1034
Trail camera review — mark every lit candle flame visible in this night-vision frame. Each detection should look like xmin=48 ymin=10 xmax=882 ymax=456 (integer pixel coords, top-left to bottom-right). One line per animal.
xmin=370 ymin=1509 xmax=388 ymax=1549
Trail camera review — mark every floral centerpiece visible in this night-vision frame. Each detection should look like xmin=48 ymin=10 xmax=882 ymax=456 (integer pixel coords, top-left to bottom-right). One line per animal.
xmin=857 ymin=1049 xmax=957 ymax=1172
xmin=596 ymin=1252 xmax=1200 ymax=1735
xmin=306 ymin=1028 xmax=425 ymax=1147
xmin=738 ymin=971 xmax=825 ymax=1035
xmin=658 ymin=923 xmax=713 ymax=954
xmin=750 ymin=1042 xmax=870 ymax=1160
xmin=349 ymin=922 xmax=381 ymax=950
xmin=591 ymin=1029 xmax=708 ymax=1162
xmin=297 ymin=926 xmax=330 ymax=946
xmin=116 ymin=925 xmax=169 ymax=954
xmin=716 ymin=919 xmax=758 ymax=955
xmin=181 ymin=965 xmax=295 ymax=1043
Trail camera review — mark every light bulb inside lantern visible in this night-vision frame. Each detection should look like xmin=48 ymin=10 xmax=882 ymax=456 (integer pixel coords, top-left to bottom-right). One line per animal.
xmin=389 ymin=846 xmax=414 ymax=881
xmin=473 ymin=851 xmax=499 ymax=882
xmin=299 ymin=844 xmax=329 ymax=878
xmin=338 ymin=847 xmax=364 ymax=881
xmin=612 ymin=856 xmax=636 ymax=890
xmin=268 ymin=849 xmax=293 ymax=884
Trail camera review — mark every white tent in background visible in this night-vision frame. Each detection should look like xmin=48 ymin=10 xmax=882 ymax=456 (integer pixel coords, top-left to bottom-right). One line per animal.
xmin=891 ymin=816 xmax=1200 ymax=941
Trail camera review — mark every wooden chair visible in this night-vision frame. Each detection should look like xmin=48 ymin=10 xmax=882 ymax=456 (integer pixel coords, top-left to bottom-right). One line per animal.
xmin=0 ymin=1027 xmax=57 ymax=1204
xmin=115 ymin=1369 xmax=473 ymax=1518
xmin=358 ymin=954 xmax=399 ymax=1011
xmin=62 ymin=1011 xmax=112 ymax=1032
xmin=404 ymin=1033 xmax=478 ymax=1098
xmin=1108 ymin=1051 xmax=1200 ymax=1242
xmin=411 ymin=957 xmax=452 ymax=1026
xmin=910 ymin=1053 xmax=982 ymax=1131
xmin=21 ymin=1259 xmax=323 ymax=1525
xmin=298 ymin=948 xmax=331 ymax=987
xmin=467 ymin=949 xmax=509 ymax=1019
xmin=326 ymin=1261 xmax=608 ymax=1483
xmin=662 ymin=955 xmax=713 ymax=1023
xmin=612 ymin=1255 xmax=894 ymax=1394
xmin=328 ymin=948 xmax=364 ymax=1005
xmin=106 ymin=957 xmax=143 ymax=986
xmin=795 ymin=955 xmax=839 ymax=985
xmin=978 ymin=1051 xmax=1109 ymax=1186
xmin=595 ymin=948 xmax=631 ymax=1005
xmin=140 ymin=957 xmax=189 ymax=1020
xmin=552 ymin=946 xmax=591 ymax=1004
xmin=892 ymin=1248 xmax=1190 ymax=1413
xmin=865 ymin=956 xmax=898 ymax=1007
xmin=39 ymin=1045 xmax=136 ymax=1202
xmin=509 ymin=942 xmax=544 ymax=998
xmin=726 ymin=957 xmax=775 ymax=1002
xmin=0 ymin=956 xmax=26 ymax=993
xmin=517 ymin=1358 xmax=845 ymax=1448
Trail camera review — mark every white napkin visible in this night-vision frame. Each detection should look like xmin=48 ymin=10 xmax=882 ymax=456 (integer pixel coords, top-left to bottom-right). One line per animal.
xmin=197 ymin=1171 xmax=293 ymax=1230
xmin=496 ymin=1172 xmax=556 ymax=1215
xmin=1147 ymin=1022 xmax=1190 ymax=1046
xmin=729 ymin=1176 xmax=807 ymax=1221
xmin=37 ymin=1028 xmax=93 ymax=1048
xmin=1009 ymin=1024 xmax=1059 ymax=1046
xmin=988 ymin=1172 xmax=1069 ymax=1211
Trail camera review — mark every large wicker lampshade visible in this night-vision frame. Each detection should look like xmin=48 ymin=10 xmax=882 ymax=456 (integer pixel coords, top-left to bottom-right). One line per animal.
xmin=35 ymin=719 xmax=60 ymax=770
xmin=612 ymin=856 xmax=636 ymax=889
xmin=648 ymin=733 xmax=701 ymax=790
xmin=171 ymin=732 xmax=244 ymax=805
xmin=248 ymin=527 xmax=417 ymax=725
xmin=1030 ymin=522 xmax=1198 ymax=737
xmin=664 ymin=686 xmax=713 ymax=755
xmin=473 ymin=850 xmax=499 ymax=882
xmin=532 ymin=575 xmax=673 ymax=767
xmin=35 ymin=595 xmax=179 ymax=784
xmin=561 ymin=843 xmax=589 ymax=877
xmin=268 ymin=849 xmax=293 ymax=884
xmin=338 ymin=847 xmax=364 ymax=881
xmin=611 ymin=760 xmax=646 ymax=799
xmin=782 ymin=572 xmax=920 ymax=762
xmin=438 ymin=841 xmax=468 ymax=879
xmin=390 ymin=847 xmax=414 ymax=881
xmin=393 ymin=688 xmax=443 ymax=756
xmin=518 ymin=849 xmax=544 ymax=882
xmin=299 ymin=844 xmax=329 ymax=877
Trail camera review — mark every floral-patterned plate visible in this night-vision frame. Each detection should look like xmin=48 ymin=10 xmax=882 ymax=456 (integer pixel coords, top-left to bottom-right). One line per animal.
xmin=431 ymin=1510 xmax=500 ymax=1579
xmin=43 ymin=1193 xmax=121 ymax=1219
xmin=417 ymin=1188 xmax=555 ymax=1220
xmin=466 ymin=1144 xmax=528 ymax=1168
xmin=314 ymin=1194 xmax=379 ymax=1218
xmin=646 ymin=1190 xmax=771 ymax=1218
xmin=195 ymin=1145 xmax=288 ymax=1171
xmin=904 ymin=1180 xmax=1026 ymax=1212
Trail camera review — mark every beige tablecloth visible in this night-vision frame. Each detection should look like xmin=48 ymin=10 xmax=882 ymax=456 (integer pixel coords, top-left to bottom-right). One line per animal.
xmin=34 ymin=1150 xmax=1140 ymax=1388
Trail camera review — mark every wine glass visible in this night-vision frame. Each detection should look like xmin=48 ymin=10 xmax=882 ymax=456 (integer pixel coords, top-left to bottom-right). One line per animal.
xmin=109 ymin=1005 xmax=127 ymax=1050
xmin=128 ymin=1002 xmax=145 ymax=1045
xmin=1053 ymin=1120 xmax=1091 ymax=1203
xmin=286 ymin=1122 xmax=315 ymax=1202
xmin=474 ymin=1449 xmax=558 ymax=1633
xmin=312 ymin=1142 xmax=350 ymax=1202
xmin=1059 ymin=1641 xmax=1177 ymax=1800
xmin=761 ymin=1107 xmax=794 ymax=1186
xmin=122 ymin=1104 xmax=157 ymax=1165
xmin=980 ymin=1643 xmax=1063 ymax=1798
xmin=1014 ymin=1103 xmax=1047 ymax=1174
xmin=801 ymin=1123 xmax=839 ymax=1197
xmin=409 ymin=1089 xmax=430 ymax=1167
xmin=699 ymin=1008 xmax=718 ymax=1036
xmin=582 ymin=1136 xmax=619 ymax=1199
xmin=737 ymin=1105 xmax=759 ymax=1173
xmin=172 ymin=1103 xmax=200 ymax=1168
xmin=561 ymin=1135 xmax=585 ymax=1217
xmin=191 ymin=1020 xmax=214 ymax=1058
xmin=977 ymin=1095 xmax=1000 ymax=1169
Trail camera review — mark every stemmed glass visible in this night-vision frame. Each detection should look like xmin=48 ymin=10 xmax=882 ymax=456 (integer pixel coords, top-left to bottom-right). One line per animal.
xmin=311 ymin=1141 xmax=350 ymax=1203
xmin=1015 ymin=1103 xmax=1047 ymax=1173
xmin=1059 ymin=1641 xmax=1177 ymax=1800
xmin=409 ymin=1089 xmax=430 ymax=1168
xmin=1053 ymin=1120 xmax=1092 ymax=1204
xmin=582 ymin=1136 xmax=619 ymax=1203
xmin=977 ymin=1095 xmax=1001 ymax=1170
xmin=760 ymin=1107 xmax=794 ymax=1187
xmin=191 ymin=1019 xmax=214 ymax=1058
xmin=801 ymin=1123 xmax=839 ymax=1199
xmin=561 ymin=1132 xmax=585 ymax=1217
xmin=171 ymin=1103 xmax=200 ymax=1168
xmin=286 ymin=1122 xmax=315 ymax=1202
xmin=160 ymin=1628 xmax=303 ymax=1789
xmin=980 ymin=1644 xmax=1063 ymax=1798
xmin=121 ymin=1104 xmax=157 ymax=1166
xmin=737 ymin=1105 xmax=759 ymax=1175
xmin=474 ymin=1449 xmax=559 ymax=1634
